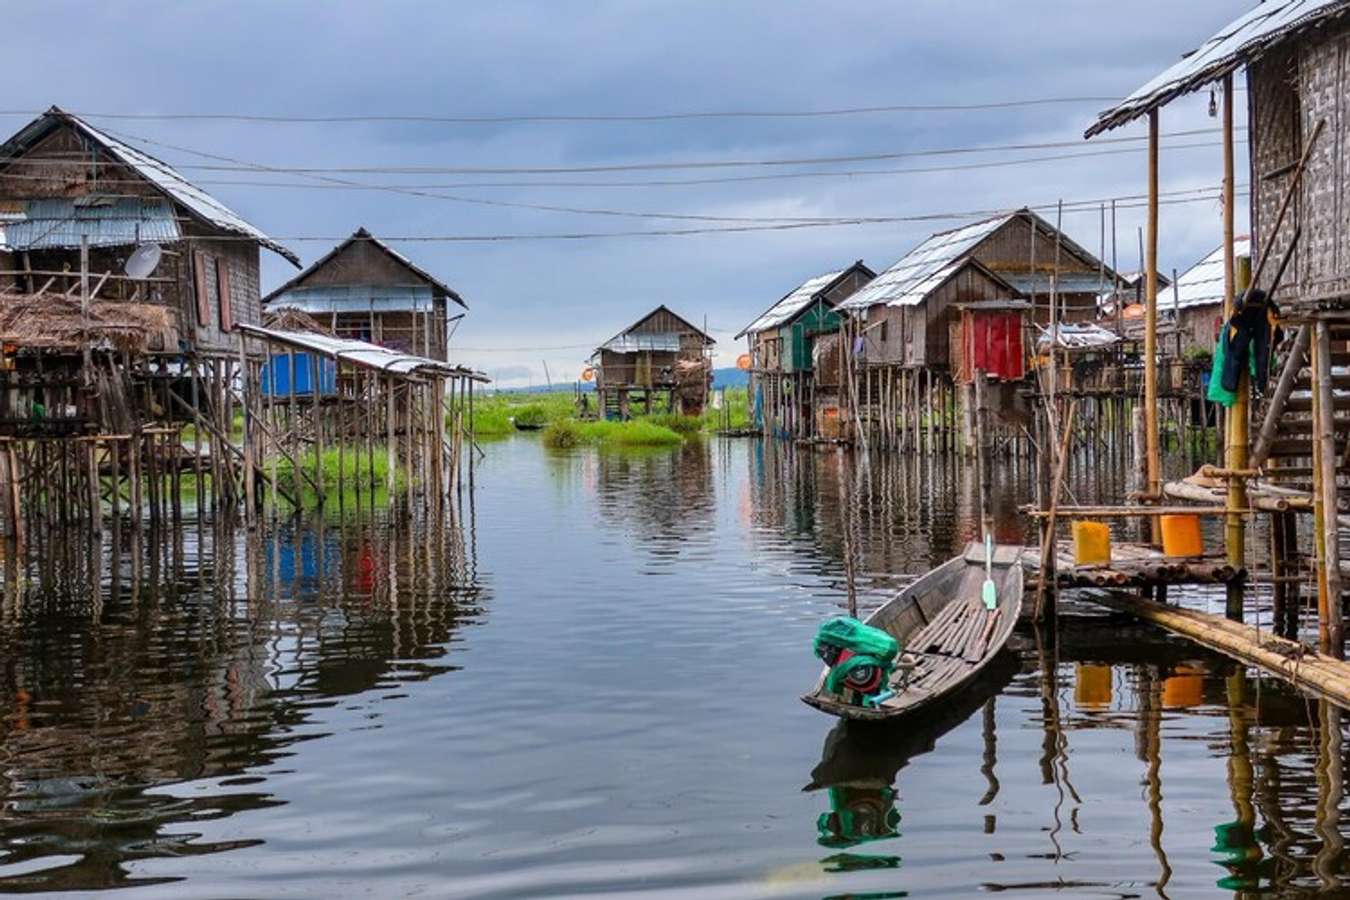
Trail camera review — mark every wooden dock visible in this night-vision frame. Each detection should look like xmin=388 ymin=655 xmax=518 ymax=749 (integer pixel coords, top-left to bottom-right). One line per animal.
xmin=994 ymin=541 xmax=1350 ymax=710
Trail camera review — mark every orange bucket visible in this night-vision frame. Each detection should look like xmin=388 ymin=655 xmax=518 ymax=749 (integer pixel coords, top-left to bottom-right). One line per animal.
xmin=1072 ymin=521 xmax=1111 ymax=566
xmin=1160 ymin=514 xmax=1204 ymax=558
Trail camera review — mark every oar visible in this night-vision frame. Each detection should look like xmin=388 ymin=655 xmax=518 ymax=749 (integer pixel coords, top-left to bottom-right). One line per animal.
xmin=982 ymin=532 xmax=997 ymax=610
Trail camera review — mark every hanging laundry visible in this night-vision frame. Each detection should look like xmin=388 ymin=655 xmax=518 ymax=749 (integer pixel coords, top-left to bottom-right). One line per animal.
xmin=1207 ymin=288 xmax=1279 ymax=407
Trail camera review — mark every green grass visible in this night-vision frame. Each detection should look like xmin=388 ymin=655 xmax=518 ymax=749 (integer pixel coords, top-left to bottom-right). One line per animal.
xmin=469 ymin=391 xmax=577 ymax=437
xmin=543 ymin=418 xmax=684 ymax=448
xmin=692 ymin=386 xmax=751 ymax=432
xmin=274 ymin=445 xmax=408 ymax=501
xmin=513 ymin=403 xmax=550 ymax=427
xmin=645 ymin=413 xmax=704 ymax=436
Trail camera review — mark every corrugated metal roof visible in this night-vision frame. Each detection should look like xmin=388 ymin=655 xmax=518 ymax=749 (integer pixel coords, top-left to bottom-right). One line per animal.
xmin=237 ymin=324 xmax=489 ymax=381
xmin=0 ymin=198 xmax=180 ymax=251
xmin=737 ymin=269 xmax=842 ymax=338
xmin=0 ymin=107 xmax=298 ymax=265
xmin=1087 ymin=0 xmax=1349 ymax=137
xmin=1170 ymin=236 xmax=1252 ymax=310
xmin=600 ymin=333 xmax=682 ymax=353
xmin=1002 ymin=272 xmax=1117 ymax=296
xmin=1036 ymin=322 xmax=1121 ymax=350
xmin=268 ymin=283 xmax=435 ymax=314
xmin=838 ymin=214 xmax=1012 ymax=310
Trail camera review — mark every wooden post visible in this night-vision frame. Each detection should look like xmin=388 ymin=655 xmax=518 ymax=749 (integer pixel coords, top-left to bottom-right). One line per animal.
xmin=1225 ymin=249 xmax=1251 ymax=621
xmin=974 ymin=371 xmax=992 ymax=533
xmin=1144 ymin=109 xmax=1162 ymax=543
xmin=311 ymin=352 xmax=325 ymax=507
xmin=238 ymin=335 xmax=256 ymax=527
xmin=386 ymin=377 xmax=397 ymax=502
xmin=1312 ymin=321 xmax=1343 ymax=658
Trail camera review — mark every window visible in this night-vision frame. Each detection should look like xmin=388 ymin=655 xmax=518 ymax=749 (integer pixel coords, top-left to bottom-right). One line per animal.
xmin=193 ymin=250 xmax=211 ymax=329
xmin=216 ymin=260 xmax=234 ymax=332
xmin=879 ymin=320 xmax=889 ymax=343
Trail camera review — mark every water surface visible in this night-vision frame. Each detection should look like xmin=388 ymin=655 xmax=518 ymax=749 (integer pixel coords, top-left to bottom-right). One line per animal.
xmin=0 ymin=437 xmax=1346 ymax=897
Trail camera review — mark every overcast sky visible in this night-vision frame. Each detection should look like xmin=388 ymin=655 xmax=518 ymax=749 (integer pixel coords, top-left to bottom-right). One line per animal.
xmin=6 ymin=1 xmax=1252 ymax=386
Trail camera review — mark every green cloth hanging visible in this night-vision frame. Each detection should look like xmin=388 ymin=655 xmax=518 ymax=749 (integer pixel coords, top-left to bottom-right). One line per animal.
xmin=1205 ymin=327 xmax=1258 ymax=408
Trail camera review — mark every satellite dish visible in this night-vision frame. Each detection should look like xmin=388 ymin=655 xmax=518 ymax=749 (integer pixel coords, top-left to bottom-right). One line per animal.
xmin=124 ymin=243 xmax=163 ymax=280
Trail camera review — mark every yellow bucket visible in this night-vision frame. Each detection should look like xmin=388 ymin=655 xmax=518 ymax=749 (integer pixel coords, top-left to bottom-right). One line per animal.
xmin=1072 ymin=521 xmax=1112 ymax=566
xmin=1160 ymin=514 xmax=1204 ymax=558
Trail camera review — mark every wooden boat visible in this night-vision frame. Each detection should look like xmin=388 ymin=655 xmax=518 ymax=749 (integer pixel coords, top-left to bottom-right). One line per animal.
xmin=802 ymin=544 xmax=1024 ymax=721
xmin=512 ymin=420 xmax=546 ymax=432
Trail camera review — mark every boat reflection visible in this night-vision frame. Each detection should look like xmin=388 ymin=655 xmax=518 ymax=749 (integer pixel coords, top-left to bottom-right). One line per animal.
xmin=806 ymin=651 xmax=1019 ymax=875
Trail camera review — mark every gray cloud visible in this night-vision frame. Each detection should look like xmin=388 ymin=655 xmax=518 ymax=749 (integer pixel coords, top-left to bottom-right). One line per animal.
xmin=3 ymin=1 xmax=1248 ymax=386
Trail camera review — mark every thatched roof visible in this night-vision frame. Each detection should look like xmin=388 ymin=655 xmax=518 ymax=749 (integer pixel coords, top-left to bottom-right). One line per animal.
xmin=262 ymin=306 xmax=334 ymax=335
xmin=0 ymin=291 xmax=179 ymax=353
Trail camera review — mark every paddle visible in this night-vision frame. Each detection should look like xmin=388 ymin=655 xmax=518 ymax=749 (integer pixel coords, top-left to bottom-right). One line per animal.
xmin=982 ymin=533 xmax=997 ymax=610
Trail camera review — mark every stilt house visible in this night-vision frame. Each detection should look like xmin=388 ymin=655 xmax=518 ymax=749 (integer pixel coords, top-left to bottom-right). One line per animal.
xmin=1171 ymin=236 xmax=1251 ymax=352
xmin=262 ymin=228 xmax=466 ymax=362
xmin=1088 ymin=0 xmax=1350 ymax=640
xmin=0 ymin=105 xmax=298 ymax=537
xmin=591 ymin=306 xmax=714 ymax=418
xmin=737 ymin=261 xmax=874 ymax=438
xmin=0 ymin=105 xmax=297 ymax=436
xmin=837 ymin=208 xmax=1121 ymax=372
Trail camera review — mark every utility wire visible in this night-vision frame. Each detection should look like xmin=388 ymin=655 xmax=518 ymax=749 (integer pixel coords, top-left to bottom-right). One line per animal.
xmin=2 ymin=127 xmax=1233 ymax=176
xmin=0 ymin=139 xmax=1230 ymax=191
xmin=0 ymin=188 xmax=1247 ymax=242
xmin=0 ymin=96 xmax=1126 ymax=125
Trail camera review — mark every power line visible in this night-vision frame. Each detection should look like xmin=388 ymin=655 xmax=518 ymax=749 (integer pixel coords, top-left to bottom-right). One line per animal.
xmin=2 ymin=127 xmax=1232 ymax=176
xmin=0 ymin=139 xmax=1230 ymax=192
xmin=121 ymin=186 xmax=1238 ymax=243
xmin=0 ymin=97 xmax=1126 ymax=126
xmin=0 ymin=182 xmax=1244 ymax=236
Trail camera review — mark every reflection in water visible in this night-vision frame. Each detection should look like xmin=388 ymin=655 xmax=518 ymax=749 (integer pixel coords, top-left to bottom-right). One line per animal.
xmin=0 ymin=511 xmax=486 ymax=891
xmin=2 ymin=437 xmax=1350 ymax=897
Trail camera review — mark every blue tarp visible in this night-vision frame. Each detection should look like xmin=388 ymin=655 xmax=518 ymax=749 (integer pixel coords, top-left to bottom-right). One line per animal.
xmin=261 ymin=352 xmax=337 ymax=397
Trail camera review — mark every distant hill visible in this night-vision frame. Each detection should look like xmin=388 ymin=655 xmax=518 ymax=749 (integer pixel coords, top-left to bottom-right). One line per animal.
xmin=712 ymin=367 xmax=749 ymax=389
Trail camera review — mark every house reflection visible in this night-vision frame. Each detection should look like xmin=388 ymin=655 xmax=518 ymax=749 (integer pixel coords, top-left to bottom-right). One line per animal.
xmin=0 ymin=512 xmax=487 ymax=891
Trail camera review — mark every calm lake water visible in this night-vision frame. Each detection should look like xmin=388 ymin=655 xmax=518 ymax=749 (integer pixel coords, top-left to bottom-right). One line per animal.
xmin=0 ymin=436 xmax=1346 ymax=897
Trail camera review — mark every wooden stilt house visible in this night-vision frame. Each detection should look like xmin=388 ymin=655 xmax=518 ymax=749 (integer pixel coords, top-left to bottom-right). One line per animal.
xmin=262 ymin=228 xmax=466 ymax=362
xmin=1171 ymin=236 xmax=1252 ymax=353
xmin=830 ymin=208 xmax=1120 ymax=451
xmin=737 ymin=261 xmax=874 ymax=439
xmin=0 ymin=106 xmax=298 ymax=537
xmin=590 ymin=306 xmax=714 ymax=419
xmin=1088 ymin=0 xmax=1350 ymax=647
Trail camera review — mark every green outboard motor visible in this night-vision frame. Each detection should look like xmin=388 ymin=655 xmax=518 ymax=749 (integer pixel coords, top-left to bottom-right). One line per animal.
xmin=813 ymin=617 xmax=899 ymax=706
xmin=817 ymin=785 xmax=901 ymax=849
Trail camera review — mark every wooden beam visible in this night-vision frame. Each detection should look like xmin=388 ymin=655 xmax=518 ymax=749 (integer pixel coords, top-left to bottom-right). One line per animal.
xmin=1144 ymin=109 xmax=1161 ymax=542
xmin=1091 ymin=591 xmax=1350 ymax=711
xmin=1312 ymin=321 xmax=1343 ymax=657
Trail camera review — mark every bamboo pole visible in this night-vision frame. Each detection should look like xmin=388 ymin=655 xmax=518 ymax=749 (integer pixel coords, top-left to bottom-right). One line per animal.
xmin=1312 ymin=320 xmax=1343 ymax=658
xmin=1091 ymin=591 xmax=1350 ymax=710
xmin=1034 ymin=400 xmax=1076 ymax=621
xmin=1144 ymin=110 xmax=1162 ymax=542
xmin=1226 ymin=251 xmax=1251 ymax=620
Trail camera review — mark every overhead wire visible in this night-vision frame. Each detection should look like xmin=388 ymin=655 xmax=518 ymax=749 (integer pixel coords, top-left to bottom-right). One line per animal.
xmin=0 ymin=139 xmax=1230 ymax=191
xmin=0 ymin=185 xmax=1248 ymax=244
xmin=0 ymin=96 xmax=1127 ymax=125
xmin=0 ymin=127 xmax=1235 ymax=176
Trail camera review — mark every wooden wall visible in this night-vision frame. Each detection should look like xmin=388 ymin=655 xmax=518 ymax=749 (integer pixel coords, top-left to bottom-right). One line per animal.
xmin=328 ymin=306 xmax=448 ymax=359
xmin=860 ymin=263 xmax=1010 ymax=370
xmin=0 ymin=120 xmax=268 ymax=356
xmin=287 ymin=239 xmax=427 ymax=289
xmin=976 ymin=215 xmax=1103 ymax=321
xmin=190 ymin=232 xmax=263 ymax=354
xmin=1248 ymin=29 xmax=1335 ymax=302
